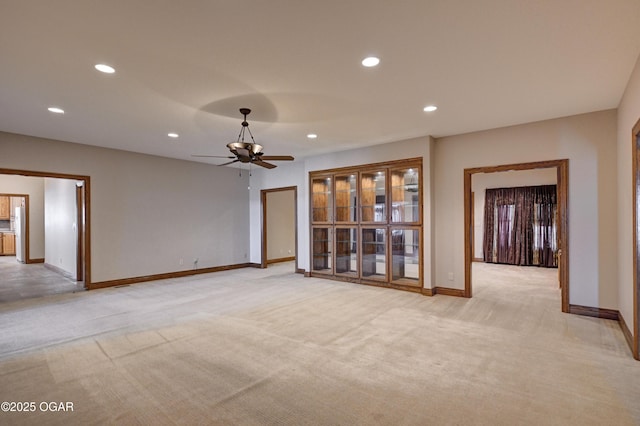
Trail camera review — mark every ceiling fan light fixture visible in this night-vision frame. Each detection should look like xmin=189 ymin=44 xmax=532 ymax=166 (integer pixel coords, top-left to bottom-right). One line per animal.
xmin=193 ymin=108 xmax=294 ymax=169
xmin=167 ymin=132 xmax=179 ymax=138
xmin=250 ymin=143 xmax=264 ymax=155
xmin=423 ymin=105 xmax=438 ymax=112
xmin=48 ymin=107 xmax=65 ymax=114
xmin=307 ymin=133 xmax=318 ymax=139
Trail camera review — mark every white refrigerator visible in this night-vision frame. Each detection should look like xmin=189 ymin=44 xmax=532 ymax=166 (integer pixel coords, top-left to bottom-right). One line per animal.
xmin=14 ymin=206 xmax=26 ymax=262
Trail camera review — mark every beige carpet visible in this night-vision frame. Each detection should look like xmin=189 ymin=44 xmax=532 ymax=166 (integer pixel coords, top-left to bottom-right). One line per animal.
xmin=0 ymin=262 xmax=638 ymax=425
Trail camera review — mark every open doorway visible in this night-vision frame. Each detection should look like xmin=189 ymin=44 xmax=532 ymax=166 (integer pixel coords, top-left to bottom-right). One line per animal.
xmin=0 ymin=194 xmax=27 ymax=260
xmin=464 ymin=159 xmax=569 ymax=312
xmin=0 ymin=168 xmax=90 ymax=302
xmin=469 ymin=168 xmax=560 ymax=306
xmin=261 ymin=186 xmax=298 ymax=271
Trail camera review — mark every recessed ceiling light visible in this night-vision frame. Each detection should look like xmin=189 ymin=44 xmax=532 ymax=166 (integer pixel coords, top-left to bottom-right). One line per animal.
xmin=95 ymin=64 xmax=115 ymax=74
xmin=307 ymin=133 xmax=318 ymax=139
xmin=167 ymin=133 xmax=179 ymax=138
xmin=47 ymin=107 xmax=64 ymax=114
xmin=361 ymin=56 xmax=380 ymax=67
xmin=423 ymin=105 xmax=438 ymax=112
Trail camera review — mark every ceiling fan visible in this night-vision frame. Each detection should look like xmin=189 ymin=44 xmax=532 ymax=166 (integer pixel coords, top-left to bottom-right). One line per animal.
xmin=192 ymin=108 xmax=294 ymax=169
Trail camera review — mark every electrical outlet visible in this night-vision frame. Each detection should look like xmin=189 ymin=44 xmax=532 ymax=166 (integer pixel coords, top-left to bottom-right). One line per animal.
xmin=448 ymin=272 xmax=454 ymax=281
xmin=179 ymin=258 xmax=184 ymax=266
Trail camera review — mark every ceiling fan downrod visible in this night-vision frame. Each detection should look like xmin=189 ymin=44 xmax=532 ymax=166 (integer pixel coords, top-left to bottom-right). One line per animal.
xmin=237 ymin=108 xmax=255 ymax=144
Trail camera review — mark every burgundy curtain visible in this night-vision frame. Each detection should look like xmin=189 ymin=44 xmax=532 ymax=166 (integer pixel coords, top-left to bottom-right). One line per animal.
xmin=483 ymin=185 xmax=557 ymax=267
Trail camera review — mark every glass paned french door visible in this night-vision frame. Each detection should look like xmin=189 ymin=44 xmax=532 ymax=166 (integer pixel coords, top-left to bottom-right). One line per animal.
xmin=361 ymin=227 xmax=387 ymax=280
xmin=335 ymin=227 xmax=357 ymax=276
xmin=391 ymin=227 xmax=421 ymax=286
xmin=312 ymin=227 xmax=333 ymax=273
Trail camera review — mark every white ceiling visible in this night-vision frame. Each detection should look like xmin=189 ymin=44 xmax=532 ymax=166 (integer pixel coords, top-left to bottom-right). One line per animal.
xmin=2 ymin=1 xmax=640 ymax=166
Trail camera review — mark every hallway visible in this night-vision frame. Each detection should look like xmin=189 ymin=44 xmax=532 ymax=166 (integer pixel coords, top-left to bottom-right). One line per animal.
xmin=0 ymin=256 xmax=84 ymax=303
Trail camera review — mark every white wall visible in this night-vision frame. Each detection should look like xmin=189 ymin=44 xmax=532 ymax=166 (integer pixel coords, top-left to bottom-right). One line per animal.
xmin=0 ymin=131 xmax=251 ymax=283
xmin=266 ymin=190 xmax=296 ymax=261
xmin=617 ymin=52 xmax=640 ymax=334
xmin=44 ymin=178 xmax=77 ymax=276
xmin=249 ymin=161 xmax=306 ymax=265
xmin=250 ymin=136 xmax=435 ymax=287
xmin=0 ymin=174 xmax=45 ymax=259
xmin=435 ymin=109 xmax=618 ymax=309
xmin=472 ymin=169 xmax=557 ymax=259
xmin=1 ymin=108 xmax=624 ymax=313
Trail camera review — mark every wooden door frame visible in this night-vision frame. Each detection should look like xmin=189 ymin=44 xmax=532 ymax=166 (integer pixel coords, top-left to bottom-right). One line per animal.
xmin=76 ymin=183 xmax=85 ymax=281
xmin=0 ymin=168 xmax=91 ymax=288
xmin=464 ymin=159 xmax=569 ymax=312
xmin=631 ymin=118 xmax=640 ymax=360
xmin=261 ymin=186 xmax=298 ymax=271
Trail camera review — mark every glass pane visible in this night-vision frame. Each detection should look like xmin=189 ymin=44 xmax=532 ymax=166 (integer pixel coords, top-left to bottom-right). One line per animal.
xmin=391 ymin=168 xmax=419 ymax=223
xmin=312 ymin=177 xmax=333 ymax=222
xmin=361 ymin=171 xmax=386 ymax=222
xmin=335 ymin=174 xmax=357 ymax=222
xmin=312 ymin=227 xmax=333 ymax=272
xmin=361 ymin=228 xmax=386 ymax=280
xmin=391 ymin=229 xmax=420 ymax=283
xmin=335 ymin=228 xmax=357 ymax=275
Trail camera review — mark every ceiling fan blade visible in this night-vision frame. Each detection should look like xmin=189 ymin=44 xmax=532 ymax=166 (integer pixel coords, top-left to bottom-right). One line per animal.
xmin=253 ymin=160 xmax=277 ymax=169
xmin=192 ymin=155 xmax=235 ymax=159
xmin=260 ymin=155 xmax=294 ymax=161
xmin=218 ymin=159 xmax=240 ymax=166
